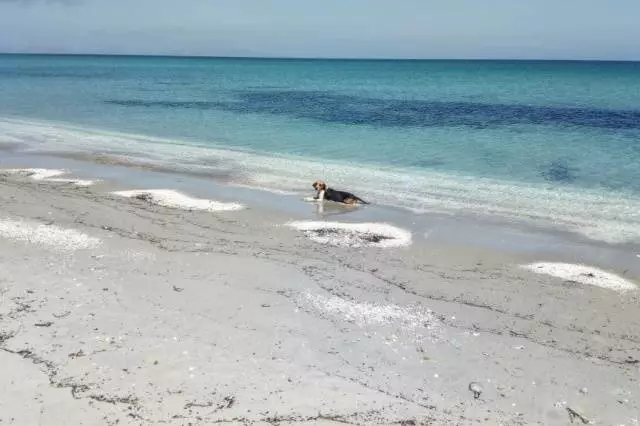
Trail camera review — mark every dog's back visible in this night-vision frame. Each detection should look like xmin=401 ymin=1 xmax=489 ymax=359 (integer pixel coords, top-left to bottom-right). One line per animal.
xmin=312 ymin=180 xmax=368 ymax=205
xmin=324 ymin=187 xmax=369 ymax=205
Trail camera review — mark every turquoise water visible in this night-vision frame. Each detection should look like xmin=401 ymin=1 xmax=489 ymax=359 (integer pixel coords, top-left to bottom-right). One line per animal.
xmin=1 ymin=54 xmax=640 ymax=243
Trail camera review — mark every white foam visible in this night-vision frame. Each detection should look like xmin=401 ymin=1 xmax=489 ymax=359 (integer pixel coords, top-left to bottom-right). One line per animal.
xmin=15 ymin=168 xmax=65 ymax=180
xmin=43 ymin=177 xmax=96 ymax=187
xmin=0 ymin=218 xmax=101 ymax=251
xmin=522 ymin=262 xmax=637 ymax=292
xmin=231 ymin=183 xmax=297 ymax=195
xmin=112 ymin=189 xmax=245 ymax=212
xmin=300 ymin=291 xmax=441 ymax=341
xmin=287 ymin=221 xmax=412 ymax=248
xmin=2 ymin=168 xmax=96 ymax=186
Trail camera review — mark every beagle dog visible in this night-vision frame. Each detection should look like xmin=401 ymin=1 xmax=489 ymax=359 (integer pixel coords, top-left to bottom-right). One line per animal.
xmin=312 ymin=180 xmax=369 ymax=205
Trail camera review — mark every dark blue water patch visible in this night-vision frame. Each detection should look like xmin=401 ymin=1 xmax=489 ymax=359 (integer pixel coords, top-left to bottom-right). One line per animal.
xmin=106 ymin=100 xmax=217 ymax=109
xmin=245 ymin=85 xmax=290 ymax=90
xmin=105 ymin=91 xmax=640 ymax=130
xmin=155 ymin=81 xmax=194 ymax=86
xmin=539 ymin=160 xmax=577 ymax=183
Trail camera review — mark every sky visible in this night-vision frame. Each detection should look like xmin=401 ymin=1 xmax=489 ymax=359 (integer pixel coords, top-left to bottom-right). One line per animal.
xmin=1 ymin=0 xmax=639 ymax=60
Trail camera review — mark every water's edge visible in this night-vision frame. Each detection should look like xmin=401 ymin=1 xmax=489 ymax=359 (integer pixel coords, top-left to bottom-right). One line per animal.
xmin=2 ymin=115 xmax=640 ymax=246
xmin=3 ymin=146 xmax=639 ymax=278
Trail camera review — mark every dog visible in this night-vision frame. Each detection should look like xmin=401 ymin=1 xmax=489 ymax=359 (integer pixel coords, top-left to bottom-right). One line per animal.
xmin=312 ymin=180 xmax=369 ymax=205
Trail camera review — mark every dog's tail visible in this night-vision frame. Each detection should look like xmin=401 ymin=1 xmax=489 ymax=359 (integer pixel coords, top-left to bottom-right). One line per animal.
xmin=355 ymin=196 xmax=370 ymax=205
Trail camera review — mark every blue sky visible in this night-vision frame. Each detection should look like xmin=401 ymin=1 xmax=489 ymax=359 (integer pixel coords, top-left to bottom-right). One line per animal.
xmin=1 ymin=0 xmax=639 ymax=60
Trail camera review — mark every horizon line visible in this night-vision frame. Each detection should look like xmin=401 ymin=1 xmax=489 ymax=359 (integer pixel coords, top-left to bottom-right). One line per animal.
xmin=1 ymin=52 xmax=639 ymax=63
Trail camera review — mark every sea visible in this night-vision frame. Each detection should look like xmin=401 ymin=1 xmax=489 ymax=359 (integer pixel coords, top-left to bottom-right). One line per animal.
xmin=1 ymin=54 xmax=640 ymax=256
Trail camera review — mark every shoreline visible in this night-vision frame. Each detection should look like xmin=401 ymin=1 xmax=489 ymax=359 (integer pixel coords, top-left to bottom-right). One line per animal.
xmin=0 ymin=163 xmax=639 ymax=424
xmin=2 ymin=114 xmax=640 ymax=247
xmin=2 ymin=150 xmax=640 ymax=278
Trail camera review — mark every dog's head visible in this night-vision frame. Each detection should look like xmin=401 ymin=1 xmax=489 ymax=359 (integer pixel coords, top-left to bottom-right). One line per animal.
xmin=312 ymin=180 xmax=327 ymax=191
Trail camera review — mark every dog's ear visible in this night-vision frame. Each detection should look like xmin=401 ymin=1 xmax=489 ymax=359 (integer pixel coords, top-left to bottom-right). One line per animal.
xmin=318 ymin=181 xmax=327 ymax=191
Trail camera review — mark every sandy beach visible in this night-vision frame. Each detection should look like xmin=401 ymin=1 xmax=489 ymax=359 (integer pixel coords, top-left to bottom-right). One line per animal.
xmin=0 ymin=171 xmax=639 ymax=426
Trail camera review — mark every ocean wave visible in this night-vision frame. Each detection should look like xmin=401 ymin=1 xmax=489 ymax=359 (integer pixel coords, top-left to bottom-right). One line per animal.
xmin=2 ymin=116 xmax=640 ymax=244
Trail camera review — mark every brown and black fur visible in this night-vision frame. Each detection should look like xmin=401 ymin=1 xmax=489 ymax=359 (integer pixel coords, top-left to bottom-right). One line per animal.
xmin=312 ymin=180 xmax=369 ymax=205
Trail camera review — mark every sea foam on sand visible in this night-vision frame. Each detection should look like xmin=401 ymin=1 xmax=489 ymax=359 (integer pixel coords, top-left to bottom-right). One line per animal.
xmin=0 ymin=218 xmax=101 ymax=251
xmin=112 ymin=189 xmax=245 ymax=212
xmin=522 ymin=262 xmax=637 ymax=292
xmin=2 ymin=168 xmax=96 ymax=186
xmin=287 ymin=221 xmax=412 ymax=248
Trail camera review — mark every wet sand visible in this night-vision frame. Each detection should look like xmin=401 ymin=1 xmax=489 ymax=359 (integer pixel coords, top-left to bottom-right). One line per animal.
xmin=0 ymin=171 xmax=639 ymax=425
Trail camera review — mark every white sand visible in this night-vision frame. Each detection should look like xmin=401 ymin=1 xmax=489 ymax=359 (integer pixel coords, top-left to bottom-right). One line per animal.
xmin=1 ymin=172 xmax=639 ymax=425
xmin=112 ymin=189 xmax=245 ymax=212
xmin=299 ymin=291 xmax=441 ymax=341
xmin=287 ymin=221 xmax=412 ymax=248
xmin=0 ymin=218 xmax=101 ymax=251
xmin=522 ymin=262 xmax=637 ymax=292
xmin=2 ymin=168 xmax=96 ymax=186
